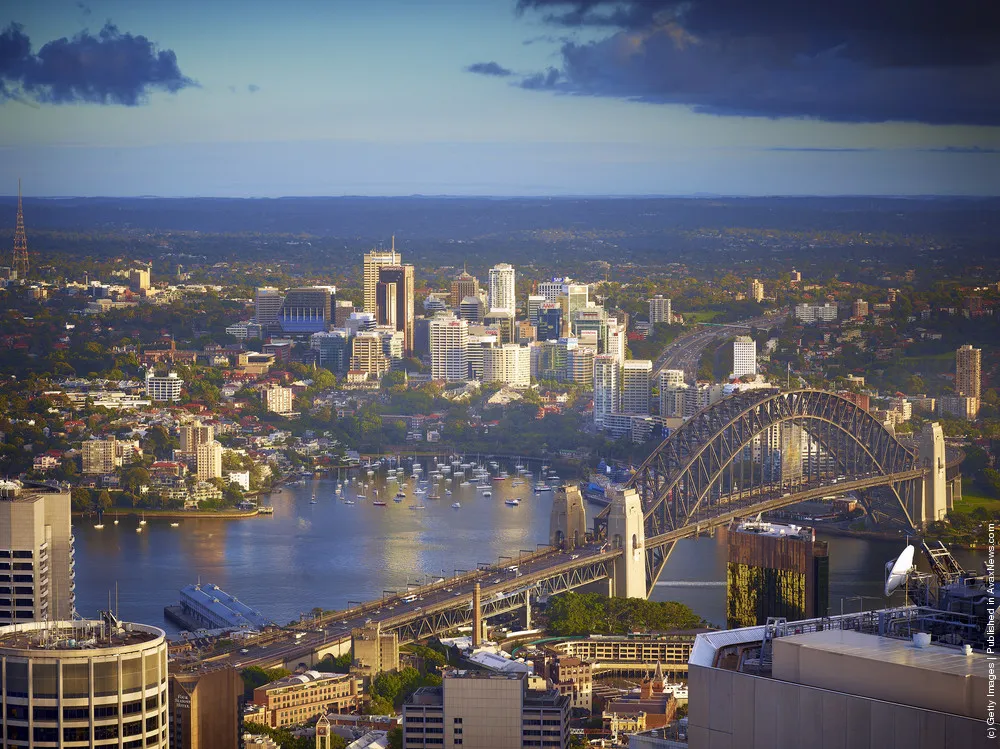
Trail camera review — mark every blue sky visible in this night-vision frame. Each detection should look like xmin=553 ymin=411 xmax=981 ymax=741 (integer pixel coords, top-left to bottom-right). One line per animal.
xmin=1 ymin=0 xmax=998 ymax=196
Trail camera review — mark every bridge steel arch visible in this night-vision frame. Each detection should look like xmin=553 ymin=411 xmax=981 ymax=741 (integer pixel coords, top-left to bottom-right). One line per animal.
xmin=595 ymin=389 xmax=922 ymax=597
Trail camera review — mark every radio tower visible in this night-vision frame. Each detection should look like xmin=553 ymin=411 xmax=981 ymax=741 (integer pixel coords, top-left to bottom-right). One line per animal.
xmin=12 ymin=178 xmax=29 ymax=280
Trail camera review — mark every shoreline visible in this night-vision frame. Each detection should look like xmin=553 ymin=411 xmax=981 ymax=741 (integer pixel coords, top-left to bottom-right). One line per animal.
xmin=73 ymin=507 xmax=264 ymax=520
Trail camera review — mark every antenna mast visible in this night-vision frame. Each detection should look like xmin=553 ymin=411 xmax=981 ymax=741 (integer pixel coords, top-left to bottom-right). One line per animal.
xmin=12 ymin=178 xmax=29 ymax=280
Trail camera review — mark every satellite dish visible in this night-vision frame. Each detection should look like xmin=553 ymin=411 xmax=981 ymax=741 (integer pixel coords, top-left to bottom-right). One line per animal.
xmin=884 ymin=544 xmax=915 ymax=596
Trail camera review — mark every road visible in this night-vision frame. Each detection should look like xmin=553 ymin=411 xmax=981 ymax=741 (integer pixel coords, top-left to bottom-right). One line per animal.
xmin=654 ymin=312 xmax=786 ymax=382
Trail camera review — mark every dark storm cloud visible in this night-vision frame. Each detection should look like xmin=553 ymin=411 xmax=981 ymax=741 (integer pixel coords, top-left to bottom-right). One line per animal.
xmin=466 ymin=61 xmax=514 ymax=77
xmin=0 ymin=22 xmax=195 ymax=106
xmin=505 ymin=0 xmax=1000 ymax=125
xmin=248 ymin=84 xmax=260 ymax=93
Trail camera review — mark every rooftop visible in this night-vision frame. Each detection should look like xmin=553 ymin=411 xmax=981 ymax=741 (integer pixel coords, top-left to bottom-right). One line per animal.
xmin=0 ymin=620 xmax=163 ymax=652
xmin=262 ymin=670 xmax=350 ymax=691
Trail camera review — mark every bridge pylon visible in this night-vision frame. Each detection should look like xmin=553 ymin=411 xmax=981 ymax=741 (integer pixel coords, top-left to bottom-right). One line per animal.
xmin=919 ymin=421 xmax=948 ymax=525
xmin=550 ymin=484 xmax=587 ymax=550
xmin=608 ymin=488 xmax=646 ymax=599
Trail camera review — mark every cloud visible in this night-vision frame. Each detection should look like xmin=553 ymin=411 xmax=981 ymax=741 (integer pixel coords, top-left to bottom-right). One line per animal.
xmin=76 ymin=2 xmax=92 ymax=17
xmin=507 ymin=0 xmax=1000 ymax=125
xmin=466 ymin=61 xmax=514 ymax=77
xmin=0 ymin=22 xmax=195 ymax=106
xmin=247 ymin=83 xmax=260 ymax=93
xmin=766 ymin=147 xmax=877 ymax=153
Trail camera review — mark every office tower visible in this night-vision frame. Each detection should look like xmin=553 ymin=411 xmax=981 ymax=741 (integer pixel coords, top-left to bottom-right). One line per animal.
xmin=345 ymin=311 xmax=377 ymax=336
xmin=0 ymin=618 xmax=169 ymax=748
xmin=196 ymin=441 xmax=223 ymax=481
xmin=333 ymin=299 xmax=356 ymax=328
xmin=363 ymin=243 xmax=401 ymax=314
xmin=262 ymin=385 xmax=294 ymax=414
xmin=424 ymin=294 xmax=448 ymax=315
xmin=566 ymin=347 xmax=595 ymax=385
xmin=482 ymin=344 xmax=532 ymax=388
xmin=852 ymin=298 xmax=869 ymax=318
xmin=956 ymin=344 xmax=982 ymax=399
xmin=375 ymin=279 xmax=397 ymax=327
xmin=537 ymin=278 xmax=567 ymax=302
xmin=649 ymin=294 xmax=672 ymax=325
xmin=732 ymin=335 xmax=757 ymax=378
xmin=254 ymin=287 xmax=283 ymax=327
xmin=402 ymin=670 xmax=570 ymax=749
xmin=467 ymin=333 xmax=497 ymax=381
xmin=606 ymin=322 xmax=626 ymax=365
xmin=459 ymin=295 xmax=485 ymax=324
xmin=484 ymin=308 xmax=515 ymax=344
xmin=488 ymin=262 xmax=516 ymax=314
xmin=279 ymin=286 xmax=336 ymax=335
xmin=593 ymin=355 xmax=619 ymax=428
xmin=527 ymin=294 xmax=546 ymax=326
xmin=130 ymin=266 xmax=151 ymax=292
xmin=350 ymin=331 xmax=390 ymax=377
xmin=377 ymin=265 xmax=415 ymax=354
xmin=450 ymin=270 xmax=479 ymax=308
xmin=750 ymin=278 xmax=764 ymax=303
xmin=658 ymin=369 xmax=687 ymax=418
xmin=145 ymin=370 xmax=183 ymax=402
xmin=179 ymin=421 xmax=213 ymax=455
xmin=168 ymin=666 xmax=242 ymax=749
xmin=377 ymin=326 xmax=405 ymax=364
xmin=310 ymin=330 xmax=351 ymax=374
xmin=429 ymin=315 xmax=469 ymax=382
xmin=723 ymin=519 xmax=829 ymax=629
xmin=537 ymin=303 xmax=562 ymax=341
xmin=621 ymin=360 xmax=652 ymax=414
xmin=82 ymin=438 xmax=118 ymax=474
xmin=0 ymin=481 xmax=74 ymax=624
xmin=413 ymin=317 xmax=431 ymax=358
xmin=352 ymin=622 xmax=400 ymax=677
xmin=571 ymin=308 xmax=608 ymax=353
xmin=564 ymin=283 xmax=589 ymax=317
xmin=11 ymin=178 xmax=28 ymax=279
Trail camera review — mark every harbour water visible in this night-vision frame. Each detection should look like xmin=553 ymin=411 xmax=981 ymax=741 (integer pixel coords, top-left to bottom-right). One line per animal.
xmin=71 ymin=462 xmax=984 ymax=632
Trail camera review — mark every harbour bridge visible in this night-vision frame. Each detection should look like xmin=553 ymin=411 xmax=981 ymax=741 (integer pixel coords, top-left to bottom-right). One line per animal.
xmin=217 ymin=389 xmax=961 ymax=669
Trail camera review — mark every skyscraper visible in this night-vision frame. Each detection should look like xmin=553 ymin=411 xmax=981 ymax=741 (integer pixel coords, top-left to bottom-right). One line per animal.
xmin=254 ymin=287 xmax=283 ymax=328
xmin=750 ymin=278 xmax=765 ymax=303
xmin=852 ymin=298 xmax=869 ymax=318
xmin=593 ymin=355 xmax=619 ymax=428
xmin=649 ymin=294 xmax=672 ymax=324
xmin=488 ymin=263 xmax=516 ymax=315
xmin=429 ymin=316 xmax=469 ymax=382
xmin=278 ymin=286 xmax=336 ymax=335
xmin=527 ymin=294 xmax=546 ymax=325
xmin=733 ymin=335 xmax=757 ymax=379
xmin=621 ymin=360 xmax=652 ymax=415
xmin=956 ymin=344 xmax=982 ymax=399
xmin=537 ymin=303 xmax=562 ymax=341
xmin=482 ymin=344 xmax=531 ymax=388
xmin=350 ymin=331 xmax=390 ymax=377
xmin=450 ymin=270 xmax=479 ymax=308
xmin=377 ymin=265 xmax=415 ymax=354
xmin=363 ymin=242 xmax=402 ymax=314
xmin=196 ymin=441 xmax=223 ymax=481
xmin=0 ymin=481 xmax=74 ymax=624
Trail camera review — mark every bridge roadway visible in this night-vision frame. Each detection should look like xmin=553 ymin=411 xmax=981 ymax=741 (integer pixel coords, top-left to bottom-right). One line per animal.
xmin=208 ymin=471 xmax=916 ymax=670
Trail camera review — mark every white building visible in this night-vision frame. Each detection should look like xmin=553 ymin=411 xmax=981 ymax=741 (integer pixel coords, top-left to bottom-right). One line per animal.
xmin=430 ymin=315 xmax=469 ymax=382
xmin=482 ymin=344 xmax=531 ymax=388
xmin=733 ymin=335 xmax=757 ymax=379
xmin=145 ymin=370 xmax=182 ymax=402
xmin=621 ymin=360 xmax=652 ymax=415
xmin=606 ymin=322 xmax=627 ymax=365
xmin=488 ymin=263 xmax=516 ymax=315
xmin=196 ymin=440 xmax=223 ymax=481
xmin=794 ymin=303 xmax=839 ymax=323
xmin=593 ymin=355 xmax=619 ymax=428
xmin=263 ymin=385 xmax=294 ymax=414
xmin=658 ymin=369 xmax=688 ymax=418
xmin=649 ymin=295 xmax=672 ymax=324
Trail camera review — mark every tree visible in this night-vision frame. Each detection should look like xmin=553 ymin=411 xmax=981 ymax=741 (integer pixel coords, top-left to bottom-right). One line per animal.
xmin=71 ymin=488 xmax=93 ymax=512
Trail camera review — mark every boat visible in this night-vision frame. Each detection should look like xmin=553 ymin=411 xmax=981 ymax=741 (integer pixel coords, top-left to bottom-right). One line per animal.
xmin=445 ymin=489 xmax=452 ymax=495
xmin=504 ymin=498 xmax=520 ymax=507
xmin=452 ymin=502 xmax=461 ymax=509
xmin=414 ymin=488 xmax=426 ymax=495
xmin=408 ymin=504 xmax=426 ymax=510
xmin=373 ymin=500 xmax=387 ymax=506
xmin=428 ymin=493 xmax=441 ymax=500
xmin=344 ymin=500 xmax=355 ymax=505
xmin=492 ymin=475 xmax=505 ymax=482
xmin=534 ymin=484 xmax=552 ymax=493
xmin=394 ymin=496 xmax=404 ymax=503
xmin=356 ymin=495 xmax=367 ymax=501
xmin=135 ymin=526 xmax=143 ymax=533
xmin=139 ymin=514 xmax=147 ymax=526
xmin=113 ymin=513 xmax=119 ymax=526
xmin=512 ymin=480 xmax=525 ymax=487
xmin=396 ymin=491 xmax=407 ymax=499
xmin=309 ymin=499 xmax=318 ymax=504
xmin=460 ymin=481 xmax=471 ymax=487
xmin=93 ymin=523 xmax=104 ymax=530
xmin=481 ymin=490 xmax=492 ymax=497
xmin=170 ymin=522 xmax=179 ymax=528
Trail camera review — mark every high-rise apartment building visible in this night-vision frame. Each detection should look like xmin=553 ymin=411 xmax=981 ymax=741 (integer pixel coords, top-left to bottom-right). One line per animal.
xmin=723 ymin=519 xmax=829 ymax=629
xmin=649 ymin=295 xmax=672 ymax=325
xmin=658 ymin=369 xmax=687 ymax=418
xmin=333 ymin=300 xmax=356 ymax=328
xmin=429 ymin=316 xmax=469 ymax=382
xmin=750 ymin=278 xmax=764 ymax=303
xmin=82 ymin=438 xmax=118 ymax=474
xmin=732 ymin=335 xmax=757 ymax=379
xmin=621 ymin=360 xmax=652 ymax=415
xmin=0 ymin=618 xmax=169 ymax=748
xmin=377 ymin=265 xmax=415 ymax=354
xmin=196 ymin=441 xmax=223 ymax=481
xmin=794 ymin=303 xmax=838 ymax=323
xmin=450 ymin=271 xmax=479 ymax=309
xmin=466 ymin=334 xmax=497 ymax=381
xmin=254 ymin=287 xmax=283 ymax=328
xmin=566 ymin=347 xmax=595 ymax=386
xmin=130 ymin=266 xmax=151 ymax=292
xmin=350 ymin=332 xmax=390 ymax=378
xmin=789 ymin=268 xmax=802 ymax=283
xmin=0 ymin=481 xmax=74 ymax=624
xmin=146 ymin=371 xmax=183 ymax=402
xmin=482 ymin=344 xmax=531 ymax=388
xmin=852 ymin=298 xmax=869 ymax=318
xmin=363 ymin=245 xmax=401 ymax=314
xmin=179 ymin=421 xmax=213 ymax=455
xmin=262 ymin=385 xmax=294 ymax=414
xmin=488 ymin=263 xmax=516 ymax=315
xmin=956 ymin=344 xmax=982 ymax=399
xmin=593 ymin=355 xmax=619 ymax=428
xmin=402 ymin=670 xmax=570 ymax=749
xmin=606 ymin=322 xmax=627 ymax=365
